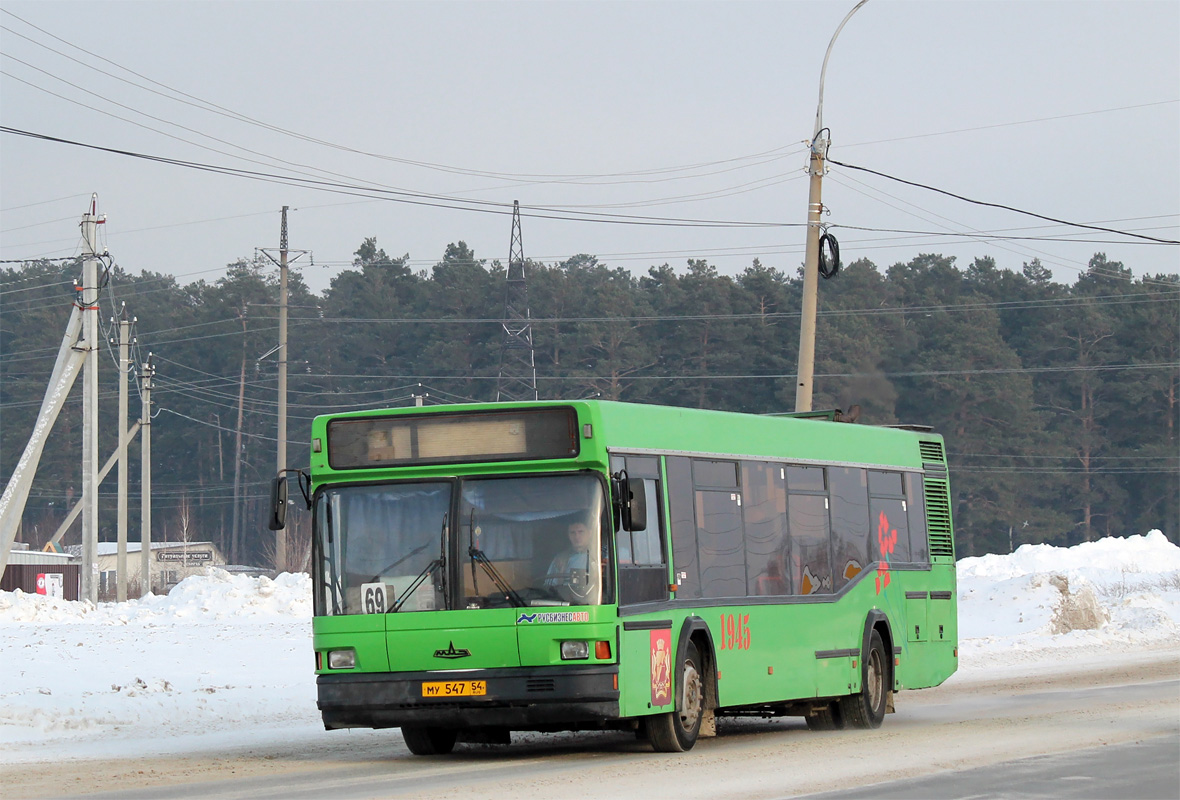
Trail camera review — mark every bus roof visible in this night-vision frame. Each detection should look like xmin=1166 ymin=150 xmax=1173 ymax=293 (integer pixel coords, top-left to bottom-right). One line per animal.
xmin=309 ymin=400 xmax=942 ymax=476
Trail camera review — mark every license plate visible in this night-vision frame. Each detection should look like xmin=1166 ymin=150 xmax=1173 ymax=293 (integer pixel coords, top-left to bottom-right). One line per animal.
xmin=421 ymin=680 xmax=487 ymax=698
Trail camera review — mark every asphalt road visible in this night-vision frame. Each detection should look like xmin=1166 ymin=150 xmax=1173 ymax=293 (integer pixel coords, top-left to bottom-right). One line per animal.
xmin=799 ymin=735 xmax=1180 ymax=799
xmin=22 ymin=658 xmax=1180 ymax=800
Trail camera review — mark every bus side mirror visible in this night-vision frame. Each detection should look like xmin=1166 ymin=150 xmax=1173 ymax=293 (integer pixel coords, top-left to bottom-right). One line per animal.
xmin=621 ymin=477 xmax=647 ymax=532
xmin=268 ymin=476 xmax=288 ymax=531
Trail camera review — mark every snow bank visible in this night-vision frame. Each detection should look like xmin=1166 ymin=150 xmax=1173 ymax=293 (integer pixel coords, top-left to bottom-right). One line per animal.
xmin=956 ymin=530 xmax=1180 ymax=672
xmin=0 ymin=569 xmax=311 ymax=624
xmin=958 ymin=530 xmax=1180 ymax=582
xmin=0 ymin=570 xmax=316 ymax=763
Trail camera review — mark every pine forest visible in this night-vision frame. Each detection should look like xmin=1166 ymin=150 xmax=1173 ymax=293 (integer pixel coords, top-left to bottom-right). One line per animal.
xmin=1 ymin=241 xmax=1176 ymax=568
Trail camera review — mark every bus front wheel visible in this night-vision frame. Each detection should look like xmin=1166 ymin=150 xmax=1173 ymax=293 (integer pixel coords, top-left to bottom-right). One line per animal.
xmin=839 ymin=629 xmax=888 ymax=729
xmin=648 ymin=642 xmax=705 ymax=752
xmin=401 ymin=725 xmax=457 ymax=755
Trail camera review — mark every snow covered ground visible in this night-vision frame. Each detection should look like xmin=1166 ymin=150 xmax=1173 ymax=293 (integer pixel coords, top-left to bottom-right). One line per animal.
xmin=2 ymin=531 xmax=1178 ymax=765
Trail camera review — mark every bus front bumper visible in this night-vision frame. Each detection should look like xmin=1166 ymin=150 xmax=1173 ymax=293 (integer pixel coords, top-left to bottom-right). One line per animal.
xmin=317 ymin=665 xmax=621 ymax=730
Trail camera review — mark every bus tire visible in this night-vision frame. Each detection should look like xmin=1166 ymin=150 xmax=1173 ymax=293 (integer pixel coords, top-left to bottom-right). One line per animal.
xmin=647 ymin=642 xmax=705 ymax=752
xmin=401 ymin=725 xmax=457 ymax=755
xmin=805 ymin=702 xmax=843 ymax=731
xmin=839 ymin=629 xmax=888 ymax=729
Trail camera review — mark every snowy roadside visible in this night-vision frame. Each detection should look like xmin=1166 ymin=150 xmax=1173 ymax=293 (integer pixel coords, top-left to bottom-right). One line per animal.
xmin=1 ymin=532 xmax=1178 ymax=765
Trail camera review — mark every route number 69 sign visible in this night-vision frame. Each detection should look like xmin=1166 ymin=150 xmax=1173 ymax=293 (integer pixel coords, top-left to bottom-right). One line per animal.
xmin=360 ymin=582 xmax=389 ymax=614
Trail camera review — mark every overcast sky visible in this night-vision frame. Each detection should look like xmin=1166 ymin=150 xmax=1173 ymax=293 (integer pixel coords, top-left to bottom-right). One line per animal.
xmin=1 ymin=1 xmax=1177 ymax=296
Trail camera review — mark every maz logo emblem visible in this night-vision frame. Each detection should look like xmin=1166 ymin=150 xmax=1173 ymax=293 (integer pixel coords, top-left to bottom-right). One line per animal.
xmin=434 ymin=641 xmax=471 ymax=659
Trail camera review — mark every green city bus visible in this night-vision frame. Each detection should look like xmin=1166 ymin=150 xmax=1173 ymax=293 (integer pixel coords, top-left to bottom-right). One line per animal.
xmin=270 ymin=400 xmax=957 ymax=754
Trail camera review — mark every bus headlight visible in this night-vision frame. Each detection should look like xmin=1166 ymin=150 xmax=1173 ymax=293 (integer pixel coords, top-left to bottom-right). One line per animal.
xmin=327 ymin=649 xmax=356 ymax=669
xmin=560 ymin=641 xmax=589 ymax=660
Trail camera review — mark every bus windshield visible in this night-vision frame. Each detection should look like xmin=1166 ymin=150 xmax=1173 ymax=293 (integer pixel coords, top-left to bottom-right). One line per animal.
xmin=460 ymin=473 xmax=607 ymax=609
xmin=315 ymin=482 xmax=452 ymax=616
xmin=314 ymin=472 xmax=608 ymax=615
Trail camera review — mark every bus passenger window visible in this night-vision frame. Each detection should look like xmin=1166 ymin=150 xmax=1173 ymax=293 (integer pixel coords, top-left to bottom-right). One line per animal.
xmin=788 ymin=492 xmax=831 ymax=595
xmin=787 ymin=465 xmax=825 ymax=493
xmin=666 ymin=456 xmax=700 ymax=599
xmin=869 ymin=470 xmax=911 ymax=564
xmin=871 ymin=497 xmax=910 ymax=564
xmin=829 ymin=467 xmax=869 ymax=591
xmin=693 ymin=459 xmax=738 ymax=488
xmin=742 ymin=461 xmax=789 ymax=596
xmin=616 ymin=457 xmax=670 ymax=607
xmin=906 ymin=473 xmax=929 ymax=565
xmin=695 ymin=490 xmax=745 ymax=598
xmin=629 ymin=479 xmax=663 ymax=566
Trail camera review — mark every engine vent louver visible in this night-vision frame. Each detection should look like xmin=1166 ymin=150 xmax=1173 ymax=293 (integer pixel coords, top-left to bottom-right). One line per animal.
xmin=919 ymin=440 xmax=946 ymax=464
xmin=923 ymin=477 xmax=955 ymax=558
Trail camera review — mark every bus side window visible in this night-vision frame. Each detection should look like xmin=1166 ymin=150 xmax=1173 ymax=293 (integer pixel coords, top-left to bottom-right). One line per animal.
xmin=788 ymin=482 xmax=832 ymax=595
xmin=906 ymin=473 xmax=930 ymax=565
xmin=695 ymin=489 xmax=745 ymax=598
xmin=616 ymin=455 xmax=669 ymax=606
xmin=869 ymin=470 xmax=911 ymax=564
xmin=630 ymin=479 xmax=663 ymax=565
xmin=829 ymin=467 xmax=869 ymax=591
xmin=666 ymin=456 xmax=700 ymax=599
xmin=742 ymin=461 xmax=789 ymax=596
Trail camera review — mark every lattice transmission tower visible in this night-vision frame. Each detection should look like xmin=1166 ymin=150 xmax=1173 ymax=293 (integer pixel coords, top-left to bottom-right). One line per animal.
xmin=495 ymin=201 xmax=537 ymax=402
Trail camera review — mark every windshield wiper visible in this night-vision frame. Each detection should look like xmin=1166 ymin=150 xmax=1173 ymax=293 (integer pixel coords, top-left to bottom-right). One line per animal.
xmin=467 ymin=509 xmax=526 ymax=608
xmin=391 ymin=512 xmax=448 ymax=613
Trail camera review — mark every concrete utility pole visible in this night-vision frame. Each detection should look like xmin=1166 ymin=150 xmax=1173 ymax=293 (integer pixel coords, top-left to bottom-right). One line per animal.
xmin=231 ymin=316 xmax=246 ymax=566
xmin=80 ymin=196 xmax=104 ymax=603
xmin=0 ymin=301 xmax=85 ymax=578
xmin=139 ymin=356 xmax=154 ymax=597
xmin=276 ymin=207 xmax=288 ymax=572
xmin=258 ymin=207 xmax=307 ymax=573
xmin=794 ymin=0 xmax=870 ymax=413
xmin=116 ymin=310 xmax=131 ymax=601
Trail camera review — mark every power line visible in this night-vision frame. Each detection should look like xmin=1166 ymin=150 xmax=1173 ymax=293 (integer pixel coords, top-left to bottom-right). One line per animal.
xmin=0 ymin=125 xmax=801 ymax=230
xmin=280 ymin=362 xmax=1180 ymax=382
xmin=827 ymin=158 xmax=1180 ymax=245
xmin=840 ymin=100 xmax=1180 ymax=149
xmin=0 ymin=191 xmax=90 ymax=213
xmin=825 ymin=170 xmax=1178 ymax=287
xmin=0 ymin=8 xmax=808 ymax=186
xmin=2 ymin=288 xmax=1175 ymax=365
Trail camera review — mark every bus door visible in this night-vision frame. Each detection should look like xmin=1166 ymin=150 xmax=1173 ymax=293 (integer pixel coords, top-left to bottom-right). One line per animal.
xmin=611 ymin=455 xmax=676 ymax=716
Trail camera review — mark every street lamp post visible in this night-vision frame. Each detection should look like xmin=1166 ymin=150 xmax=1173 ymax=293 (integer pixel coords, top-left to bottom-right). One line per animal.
xmin=794 ymin=0 xmax=871 ymax=413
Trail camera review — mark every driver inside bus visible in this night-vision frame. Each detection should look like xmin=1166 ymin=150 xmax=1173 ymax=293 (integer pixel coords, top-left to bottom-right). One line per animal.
xmin=544 ymin=520 xmax=599 ymax=602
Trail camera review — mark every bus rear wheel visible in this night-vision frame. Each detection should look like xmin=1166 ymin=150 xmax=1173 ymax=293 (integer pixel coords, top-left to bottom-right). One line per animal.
xmin=401 ymin=725 xmax=457 ymax=755
xmin=839 ymin=629 xmax=888 ymax=729
xmin=648 ymin=642 xmax=705 ymax=752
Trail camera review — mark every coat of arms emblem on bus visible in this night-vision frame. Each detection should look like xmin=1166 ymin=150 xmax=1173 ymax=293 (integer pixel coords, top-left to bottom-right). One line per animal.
xmin=876 ymin=510 xmax=898 ymax=594
xmin=650 ymin=629 xmax=672 ymax=706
